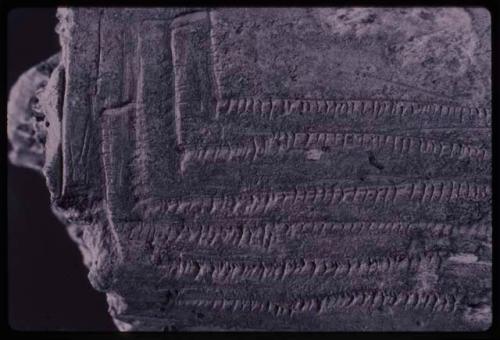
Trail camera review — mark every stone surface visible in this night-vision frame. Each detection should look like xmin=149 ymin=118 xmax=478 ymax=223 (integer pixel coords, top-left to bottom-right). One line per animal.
xmin=8 ymin=7 xmax=491 ymax=331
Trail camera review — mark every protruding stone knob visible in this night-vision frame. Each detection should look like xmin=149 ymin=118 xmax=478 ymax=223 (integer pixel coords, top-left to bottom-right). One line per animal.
xmin=8 ymin=53 xmax=60 ymax=172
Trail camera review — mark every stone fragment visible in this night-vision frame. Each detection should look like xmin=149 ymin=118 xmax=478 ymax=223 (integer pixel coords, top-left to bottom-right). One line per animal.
xmin=8 ymin=7 xmax=491 ymax=331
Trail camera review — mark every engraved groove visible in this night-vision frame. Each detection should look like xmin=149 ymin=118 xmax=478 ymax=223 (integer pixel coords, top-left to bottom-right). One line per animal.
xmin=180 ymin=132 xmax=490 ymax=169
xmin=131 ymin=221 xmax=491 ymax=252
xmin=136 ymin=181 xmax=490 ymax=218
xmin=176 ymin=290 xmax=463 ymax=316
xmin=157 ymin=250 xmax=447 ymax=284
xmin=215 ymin=98 xmax=491 ymax=127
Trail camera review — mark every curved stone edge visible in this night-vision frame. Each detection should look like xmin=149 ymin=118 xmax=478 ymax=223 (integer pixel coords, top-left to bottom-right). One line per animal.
xmin=8 ymin=53 xmax=60 ymax=171
xmin=8 ymin=50 xmax=127 ymax=329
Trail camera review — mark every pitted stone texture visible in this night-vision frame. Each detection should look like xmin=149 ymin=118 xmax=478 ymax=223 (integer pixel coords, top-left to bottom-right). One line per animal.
xmin=8 ymin=7 xmax=491 ymax=331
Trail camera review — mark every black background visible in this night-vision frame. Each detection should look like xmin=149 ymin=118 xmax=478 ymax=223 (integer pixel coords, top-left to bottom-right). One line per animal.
xmin=7 ymin=8 xmax=116 ymax=331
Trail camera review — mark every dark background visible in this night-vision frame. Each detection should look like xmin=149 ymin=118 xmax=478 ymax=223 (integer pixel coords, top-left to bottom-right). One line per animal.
xmin=7 ymin=8 xmax=116 ymax=331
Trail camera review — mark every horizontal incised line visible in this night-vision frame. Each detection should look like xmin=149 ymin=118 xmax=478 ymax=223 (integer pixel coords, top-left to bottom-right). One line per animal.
xmin=136 ymin=181 xmax=491 ymax=218
xmin=176 ymin=289 xmax=463 ymax=317
xmin=132 ymin=221 xmax=490 ymax=253
xmin=215 ymin=98 xmax=491 ymax=126
xmin=180 ymin=132 xmax=490 ymax=169
xmin=157 ymin=250 xmax=446 ymax=284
